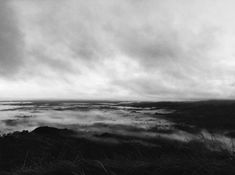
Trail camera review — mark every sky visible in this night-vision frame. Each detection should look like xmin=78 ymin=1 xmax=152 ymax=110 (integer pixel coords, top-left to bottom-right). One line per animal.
xmin=1 ymin=0 xmax=235 ymax=101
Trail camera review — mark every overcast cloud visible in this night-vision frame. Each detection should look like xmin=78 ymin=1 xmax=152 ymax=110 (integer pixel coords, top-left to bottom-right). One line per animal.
xmin=0 ymin=1 xmax=24 ymax=76
xmin=1 ymin=0 xmax=235 ymax=100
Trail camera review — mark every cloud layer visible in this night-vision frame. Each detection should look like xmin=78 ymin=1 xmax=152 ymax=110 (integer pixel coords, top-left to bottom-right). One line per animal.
xmin=1 ymin=0 xmax=235 ymax=100
xmin=0 ymin=1 xmax=24 ymax=76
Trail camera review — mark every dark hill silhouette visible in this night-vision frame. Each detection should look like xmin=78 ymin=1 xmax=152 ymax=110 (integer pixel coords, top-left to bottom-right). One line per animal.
xmin=0 ymin=126 xmax=234 ymax=175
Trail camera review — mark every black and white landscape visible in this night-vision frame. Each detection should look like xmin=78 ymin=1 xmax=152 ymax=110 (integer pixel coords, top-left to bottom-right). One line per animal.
xmin=0 ymin=0 xmax=235 ymax=175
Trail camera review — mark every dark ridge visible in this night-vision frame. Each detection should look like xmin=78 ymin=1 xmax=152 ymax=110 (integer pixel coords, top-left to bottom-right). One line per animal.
xmin=116 ymin=100 xmax=235 ymax=108
xmin=115 ymin=100 xmax=235 ymax=131
xmin=32 ymin=126 xmax=76 ymax=137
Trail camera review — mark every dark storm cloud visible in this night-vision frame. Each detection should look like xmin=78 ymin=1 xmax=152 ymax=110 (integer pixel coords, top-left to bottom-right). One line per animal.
xmin=0 ymin=1 xmax=24 ymax=76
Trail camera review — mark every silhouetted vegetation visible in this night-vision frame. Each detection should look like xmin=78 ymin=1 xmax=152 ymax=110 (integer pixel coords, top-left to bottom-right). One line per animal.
xmin=0 ymin=126 xmax=234 ymax=175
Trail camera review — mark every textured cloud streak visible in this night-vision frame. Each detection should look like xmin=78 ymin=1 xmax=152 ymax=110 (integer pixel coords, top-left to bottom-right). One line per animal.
xmin=0 ymin=1 xmax=24 ymax=76
xmin=1 ymin=0 xmax=235 ymax=100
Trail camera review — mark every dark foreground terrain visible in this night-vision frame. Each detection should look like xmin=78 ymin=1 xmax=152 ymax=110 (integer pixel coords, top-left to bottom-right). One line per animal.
xmin=0 ymin=126 xmax=234 ymax=175
xmin=1 ymin=100 xmax=235 ymax=175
